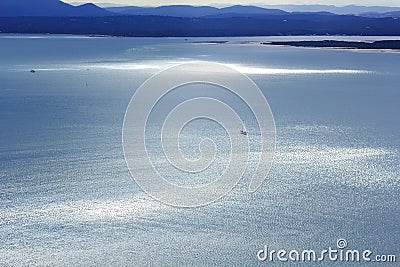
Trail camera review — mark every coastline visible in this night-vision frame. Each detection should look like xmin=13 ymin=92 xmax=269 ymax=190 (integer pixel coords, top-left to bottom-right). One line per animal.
xmin=2 ymin=33 xmax=400 ymax=52
xmin=262 ymin=40 xmax=400 ymax=51
xmin=191 ymin=39 xmax=400 ymax=53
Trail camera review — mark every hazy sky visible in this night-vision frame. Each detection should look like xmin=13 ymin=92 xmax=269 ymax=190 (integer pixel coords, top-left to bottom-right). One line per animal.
xmin=64 ymin=0 xmax=400 ymax=7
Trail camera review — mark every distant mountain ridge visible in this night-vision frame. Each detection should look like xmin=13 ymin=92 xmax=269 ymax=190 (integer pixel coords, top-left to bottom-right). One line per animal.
xmin=0 ymin=0 xmax=113 ymax=17
xmin=107 ymin=4 xmax=400 ymax=18
xmin=1 ymin=1 xmax=400 ymax=18
xmin=264 ymin=4 xmax=400 ymax=15
xmin=359 ymin=11 xmax=400 ymax=18
xmin=106 ymin=5 xmax=289 ymax=17
xmin=0 ymin=1 xmax=399 ymax=36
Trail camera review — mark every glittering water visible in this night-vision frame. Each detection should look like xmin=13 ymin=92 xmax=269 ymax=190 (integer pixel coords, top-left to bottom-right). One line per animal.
xmin=0 ymin=35 xmax=399 ymax=266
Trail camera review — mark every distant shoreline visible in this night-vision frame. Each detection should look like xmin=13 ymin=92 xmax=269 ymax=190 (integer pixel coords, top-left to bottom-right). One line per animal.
xmin=261 ymin=40 xmax=400 ymax=51
xmin=1 ymin=33 xmax=400 ymax=52
xmin=191 ymin=39 xmax=400 ymax=52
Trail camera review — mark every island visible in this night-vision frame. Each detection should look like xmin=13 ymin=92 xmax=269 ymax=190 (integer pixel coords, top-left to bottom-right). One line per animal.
xmin=262 ymin=40 xmax=400 ymax=50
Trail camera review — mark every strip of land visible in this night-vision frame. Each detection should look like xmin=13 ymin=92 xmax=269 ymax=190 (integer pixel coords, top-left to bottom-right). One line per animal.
xmin=262 ymin=40 xmax=400 ymax=50
xmin=1 ymin=15 xmax=400 ymax=37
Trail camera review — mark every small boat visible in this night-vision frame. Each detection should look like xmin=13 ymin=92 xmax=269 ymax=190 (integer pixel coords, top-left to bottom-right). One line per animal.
xmin=30 ymin=69 xmax=36 ymax=73
xmin=240 ymin=130 xmax=247 ymax=135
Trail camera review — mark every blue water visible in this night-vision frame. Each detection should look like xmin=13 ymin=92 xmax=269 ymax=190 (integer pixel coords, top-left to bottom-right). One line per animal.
xmin=0 ymin=35 xmax=399 ymax=266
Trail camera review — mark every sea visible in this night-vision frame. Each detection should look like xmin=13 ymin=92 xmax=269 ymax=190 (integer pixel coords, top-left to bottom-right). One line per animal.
xmin=0 ymin=34 xmax=399 ymax=266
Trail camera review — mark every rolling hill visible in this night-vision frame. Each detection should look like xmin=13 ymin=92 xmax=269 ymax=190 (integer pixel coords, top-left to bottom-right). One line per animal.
xmin=0 ymin=0 xmax=113 ymax=17
xmin=1 ymin=14 xmax=399 ymax=37
xmin=106 ymin=5 xmax=289 ymax=17
xmin=0 ymin=2 xmax=399 ymax=36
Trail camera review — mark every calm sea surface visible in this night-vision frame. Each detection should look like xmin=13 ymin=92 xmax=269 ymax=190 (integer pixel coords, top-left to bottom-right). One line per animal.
xmin=0 ymin=35 xmax=399 ymax=266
